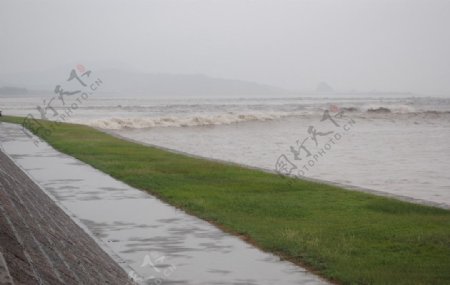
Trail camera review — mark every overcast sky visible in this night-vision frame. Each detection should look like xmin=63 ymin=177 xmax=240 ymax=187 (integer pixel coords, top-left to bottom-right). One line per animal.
xmin=1 ymin=0 xmax=449 ymax=95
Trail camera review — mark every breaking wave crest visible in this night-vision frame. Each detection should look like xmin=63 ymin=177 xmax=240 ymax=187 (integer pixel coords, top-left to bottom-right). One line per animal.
xmin=77 ymin=112 xmax=300 ymax=130
xmin=71 ymin=103 xmax=450 ymax=130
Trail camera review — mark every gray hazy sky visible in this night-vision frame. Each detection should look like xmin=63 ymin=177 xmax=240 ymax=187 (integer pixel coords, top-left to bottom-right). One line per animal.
xmin=1 ymin=0 xmax=449 ymax=94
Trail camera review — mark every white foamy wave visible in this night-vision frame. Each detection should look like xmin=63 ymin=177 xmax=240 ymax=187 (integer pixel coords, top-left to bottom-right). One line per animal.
xmin=74 ymin=112 xmax=302 ymax=130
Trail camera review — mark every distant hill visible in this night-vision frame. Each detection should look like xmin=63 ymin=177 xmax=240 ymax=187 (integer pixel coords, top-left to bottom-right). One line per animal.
xmin=0 ymin=86 xmax=28 ymax=95
xmin=97 ymin=70 xmax=294 ymax=96
xmin=0 ymin=68 xmax=293 ymax=97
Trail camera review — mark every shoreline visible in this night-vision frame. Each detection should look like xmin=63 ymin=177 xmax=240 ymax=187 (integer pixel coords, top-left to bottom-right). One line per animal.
xmin=100 ymin=127 xmax=450 ymax=210
xmin=0 ymin=120 xmax=329 ymax=285
xmin=1 ymin=116 xmax=450 ymax=285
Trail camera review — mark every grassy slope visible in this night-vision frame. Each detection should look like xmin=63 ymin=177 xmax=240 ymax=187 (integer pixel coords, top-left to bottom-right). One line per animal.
xmin=2 ymin=115 xmax=449 ymax=285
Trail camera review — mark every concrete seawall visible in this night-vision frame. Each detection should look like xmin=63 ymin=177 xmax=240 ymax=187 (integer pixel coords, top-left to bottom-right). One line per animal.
xmin=0 ymin=150 xmax=132 ymax=285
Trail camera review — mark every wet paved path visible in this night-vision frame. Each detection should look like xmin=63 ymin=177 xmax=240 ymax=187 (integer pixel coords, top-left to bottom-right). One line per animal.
xmin=0 ymin=122 xmax=328 ymax=285
xmin=0 ymin=148 xmax=131 ymax=284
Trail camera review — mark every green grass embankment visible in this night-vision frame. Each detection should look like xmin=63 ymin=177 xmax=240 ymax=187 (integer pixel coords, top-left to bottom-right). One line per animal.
xmin=1 ymin=115 xmax=449 ymax=285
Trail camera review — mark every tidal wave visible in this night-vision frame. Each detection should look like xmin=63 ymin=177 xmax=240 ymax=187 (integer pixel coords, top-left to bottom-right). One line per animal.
xmin=73 ymin=104 xmax=450 ymax=130
xmin=75 ymin=111 xmax=305 ymax=130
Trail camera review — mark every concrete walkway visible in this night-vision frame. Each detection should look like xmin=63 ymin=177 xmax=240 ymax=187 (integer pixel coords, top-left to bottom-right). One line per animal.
xmin=0 ymin=149 xmax=131 ymax=284
xmin=0 ymin=122 xmax=328 ymax=285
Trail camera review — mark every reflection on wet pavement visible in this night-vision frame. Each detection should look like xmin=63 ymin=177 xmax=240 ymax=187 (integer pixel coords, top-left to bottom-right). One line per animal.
xmin=0 ymin=123 xmax=328 ymax=285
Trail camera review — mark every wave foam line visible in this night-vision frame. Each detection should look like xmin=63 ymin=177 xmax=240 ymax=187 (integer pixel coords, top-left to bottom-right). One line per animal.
xmin=74 ymin=112 xmax=300 ymax=130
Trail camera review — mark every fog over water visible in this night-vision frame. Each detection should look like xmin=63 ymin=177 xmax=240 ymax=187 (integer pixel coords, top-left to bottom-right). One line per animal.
xmin=1 ymin=2 xmax=450 ymax=283
xmin=1 ymin=1 xmax=450 ymax=207
xmin=1 ymin=0 xmax=450 ymax=95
